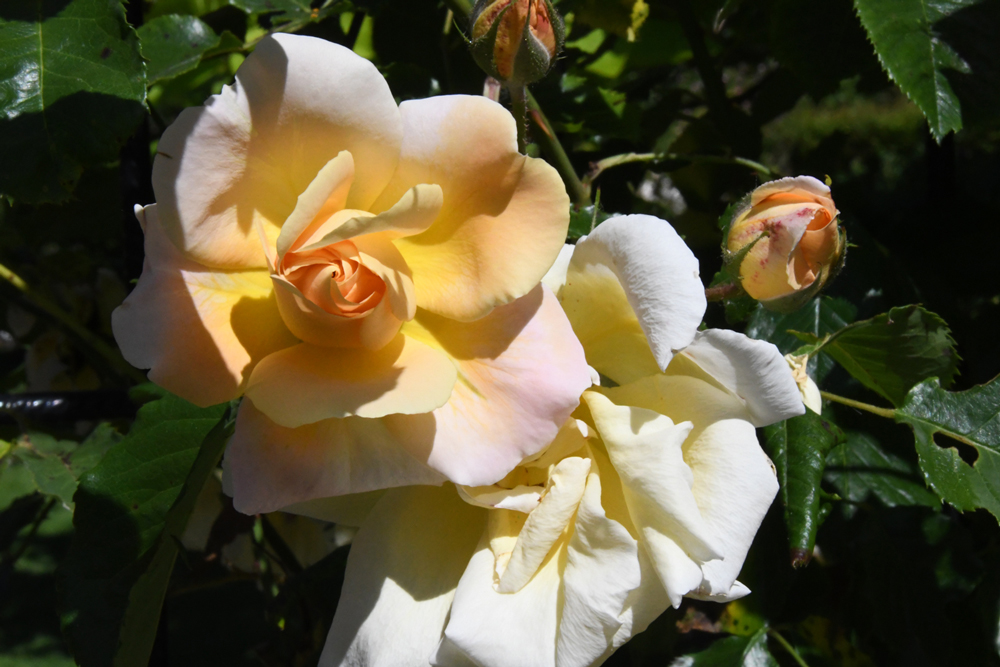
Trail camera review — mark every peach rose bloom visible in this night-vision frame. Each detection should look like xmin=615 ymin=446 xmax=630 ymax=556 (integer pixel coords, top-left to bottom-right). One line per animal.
xmin=727 ymin=176 xmax=844 ymax=306
xmin=113 ymin=34 xmax=591 ymax=513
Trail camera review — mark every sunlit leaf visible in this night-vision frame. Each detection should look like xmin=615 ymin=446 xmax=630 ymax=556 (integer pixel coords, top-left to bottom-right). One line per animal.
xmin=0 ymin=0 xmax=146 ymax=203
xmin=896 ymin=376 xmax=1000 ymax=520
xmin=853 ymin=0 xmax=988 ymax=140
xmin=669 ymin=628 xmax=778 ymax=666
xmin=138 ymin=14 xmax=221 ymax=85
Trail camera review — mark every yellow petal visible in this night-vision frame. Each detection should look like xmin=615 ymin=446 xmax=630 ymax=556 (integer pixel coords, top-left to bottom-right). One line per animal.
xmin=371 ymin=96 xmax=569 ymax=321
xmin=244 ymin=333 xmax=457 ymax=428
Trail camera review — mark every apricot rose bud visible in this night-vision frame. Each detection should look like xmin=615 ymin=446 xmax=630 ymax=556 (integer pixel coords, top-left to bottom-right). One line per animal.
xmin=470 ymin=0 xmax=564 ymax=86
xmin=726 ymin=176 xmax=846 ymax=312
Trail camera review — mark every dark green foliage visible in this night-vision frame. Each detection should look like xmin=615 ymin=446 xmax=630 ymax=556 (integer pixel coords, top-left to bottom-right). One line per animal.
xmin=0 ymin=0 xmax=146 ymax=203
xmin=764 ymin=411 xmax=845 ymax=567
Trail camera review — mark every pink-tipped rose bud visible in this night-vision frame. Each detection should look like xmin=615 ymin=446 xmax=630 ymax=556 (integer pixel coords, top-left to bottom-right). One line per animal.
xmin=727 ymin=176 xmax=846 ymax=312
xmin=470 ymin=0 xmax=563 ymax=85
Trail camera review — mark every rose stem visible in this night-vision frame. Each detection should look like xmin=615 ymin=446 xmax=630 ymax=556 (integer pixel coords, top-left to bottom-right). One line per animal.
xmin=820 ymin=391 xmax=897 ymax=420
xmin=0 ymin=262 xmax=146 ymax=384
xmin=582 ymin=152 xmax=779 ymax=199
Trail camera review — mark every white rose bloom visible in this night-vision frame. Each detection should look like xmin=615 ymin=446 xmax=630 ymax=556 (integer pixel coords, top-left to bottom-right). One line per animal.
xmin=293 ymin=215 xmax=804 ymax=667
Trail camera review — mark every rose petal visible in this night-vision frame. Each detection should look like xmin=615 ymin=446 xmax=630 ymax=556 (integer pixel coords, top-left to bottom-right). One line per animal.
xmin=319 ymin=485 xmax=484 ymax=667
xmin=446 ymin=528 xmax=564 ymax=667
xmin=275 ymin=150 xmax=356 ymax=259
xmin=557 ymin=470 xmax=644 ymax=667
xmin=679 ymin=329 xmax=805 ymax=427
xmin=387 ymin=285 xmax=591 ymax=487
xmin=225 ymin=399 xmax=445 ymax=514
xmin=497 ymin=456 xmax=590 ymax=593
xmin=153 ymin=34 xmax=402 ymax=269
xmin=112 ymin=205 xmax=296 ymax=407
xmin=271 ymin=273 xmax=402 ymax=350
xmin=302 ymin=183 xmax=444 ymax=248
xmin=583 ymin=391 xmax=724 ymax=605
xmin=282 ymin=490 xmax=386 ymax=527
xmin=245 ymin=333 xmax=457 ymax=428
xmin=682 ymin=418 xmax=778 ymax=600
xmin=563 ymin=215 xmax=706 ymax=380
xmin=371 ymin=96 xmax=569 ymax=321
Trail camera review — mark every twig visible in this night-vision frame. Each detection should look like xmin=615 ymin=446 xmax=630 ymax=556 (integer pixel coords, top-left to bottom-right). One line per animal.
xmin=821 ymin=391 xmax=896 ymax=420
xmin=582 ymin=151 xmax=778 ymax=197
xmin=768 ymin=629 xmax=811 ymax=667
xmin=0 ymin=262 xmax=145 ymax=384
xmin=526 ymin=92 xmax=592 ymax=207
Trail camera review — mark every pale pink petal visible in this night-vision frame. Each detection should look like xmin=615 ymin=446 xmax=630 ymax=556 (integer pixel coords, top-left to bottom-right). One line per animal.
xmin=112 ymin=205 xmax=296 ymax=407
xmin=225 ymin=400 xmax=444 ymax=514
xmin=388 ymin=285 xmax=592 ymax=486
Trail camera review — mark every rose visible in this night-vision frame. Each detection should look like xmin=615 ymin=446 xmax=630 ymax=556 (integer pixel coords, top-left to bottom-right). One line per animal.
xmin=726 ymin=176 xmax=845 ymax=311
xmin=112 ymin=33 xmax=592 ymax=514
xmin=470 ymin=0 xmax=564 ymax=85
xmin=300 ymin=216 xmax=804 ymax=666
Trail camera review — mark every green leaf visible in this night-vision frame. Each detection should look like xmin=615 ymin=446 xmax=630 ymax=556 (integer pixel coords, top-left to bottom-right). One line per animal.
xmin=793 ymin=305 xmax=959 ymax=407
xmin=763 ymin=410 xmax=845 ymax=567
xmin=59 ymin=393 xmax=227 ymax=667
xmin=0 ymin=0 xmax=146 ymax=203
xmin=2 ymin=426 xmax=122 ymax=509
xmin=746 ymin=296 xmax=856 ymax=381
xmin=853 ymin=0 xmax=978 ymax=140
xmin=672 ymin=628 xmax=778 ymax=666
xmin=895 ymin=376 xmax=1000 ymax=520
xmin=825 ymin=431 xmax=940 ymax=516
xmin=230 ymin=0 xmax=343 ymax=32
xmin=138 ymin=14 xmax=221 ymax=85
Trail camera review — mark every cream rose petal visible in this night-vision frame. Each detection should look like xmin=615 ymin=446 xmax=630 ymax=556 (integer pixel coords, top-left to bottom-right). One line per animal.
xmin=445 ymin=529 xmax=563 ymax=667
xmin=153 ymin=33 xmax=402 ymax=270
xmin=224 ymin=399 xmax=444 ymax=515
xmin=557 ymin=470 xmax=643 ymax=667
xmin=560 ymin=216 xmax=706 ymax=385
xmin=319 ymin=485 xmax=484 ymax=667
xmin=371 ymin=95 xmax=570 ymax=321
xmin=496 ymin=456 xmax=591 ymax=593
xmin=244 ymin=334 xmax=457 ymax=428
xmin=388 ymin=285 xmax=592 ymax=487
xmin=680 ymin=329 xmax=806 ymax=427
xmin=683 ymin=418 xmax=779 ymax=600
xmin=112 ymin=205 xmax=296 ymax=407
xmin=584 ymin=392 xmax=725 ymax=606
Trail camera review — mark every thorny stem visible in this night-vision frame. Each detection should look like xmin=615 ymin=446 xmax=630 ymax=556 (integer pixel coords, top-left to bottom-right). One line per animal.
xmin=0 ymin=262 xmax=146 ymax=384
xmin=704 ymin=282 xmax=741 ymax=302
xmin=768 ymin=629 xmax=812 ymax=667
xmin=582 ymin=152 xmax=778 ymax=197
xmin=821 ymin=390 xmax=897 ymax=420
xmin=526 ymin=91 xmax=592 ymax=207
xmin=509 ymin=84 xmax=530 ymax=154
